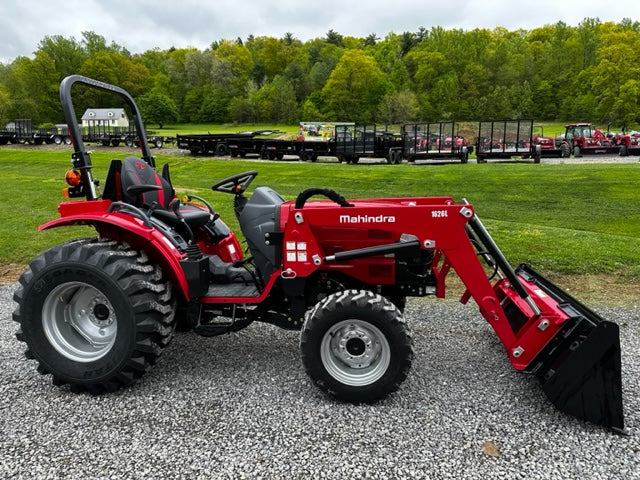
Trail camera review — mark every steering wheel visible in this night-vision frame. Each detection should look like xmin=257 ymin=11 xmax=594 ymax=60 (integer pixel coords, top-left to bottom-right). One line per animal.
xmin=211 ymin=170 xmax=258 ymax=195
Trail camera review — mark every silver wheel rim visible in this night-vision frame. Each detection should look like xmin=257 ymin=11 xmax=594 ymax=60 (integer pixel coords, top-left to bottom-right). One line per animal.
xmin=320 ymin=319 xmax=390 ymax=386
xmin=42 ymin=282 xmax=117 ymax=362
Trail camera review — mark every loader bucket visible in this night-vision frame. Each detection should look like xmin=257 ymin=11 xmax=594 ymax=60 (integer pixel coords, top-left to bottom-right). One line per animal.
xmin=516 ymin=265 xmax=625 ymax=433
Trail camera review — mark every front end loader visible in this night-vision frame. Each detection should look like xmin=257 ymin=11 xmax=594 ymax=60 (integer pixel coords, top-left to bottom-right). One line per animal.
xmin=12 ymin=76 xmax=625 ymax=433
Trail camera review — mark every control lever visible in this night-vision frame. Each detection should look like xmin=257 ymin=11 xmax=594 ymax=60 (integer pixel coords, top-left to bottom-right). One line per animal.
xmin=170 ymin=198 xmax=195 ymax=244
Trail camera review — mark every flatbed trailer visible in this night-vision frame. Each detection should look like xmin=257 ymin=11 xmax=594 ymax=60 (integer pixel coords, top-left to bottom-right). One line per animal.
xmin=0 ymin=119 xmax=72 ymax=145
xmin=227 ymin=136 xmax=267 ymax=158
xmin=180 ymin=130 xmax=335 ymax=161
xmin=177 ymin=131 xmax=283 ymax=156
xmin=230 ymin=137 xmax=335 ymax=161
xmin=296 ymin=139 xmax=335 ymax=161
xmin=82 ymin=124 xmax=133 ymax=147
xmin=176 ymin=132 xmax=246 ymax=156
xmin=123 ymin=131 xmax=175 ymax=149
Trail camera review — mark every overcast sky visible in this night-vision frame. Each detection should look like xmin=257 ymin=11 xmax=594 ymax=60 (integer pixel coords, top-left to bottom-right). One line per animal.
xmin=1 ymin=0 xmax=637 ymax=64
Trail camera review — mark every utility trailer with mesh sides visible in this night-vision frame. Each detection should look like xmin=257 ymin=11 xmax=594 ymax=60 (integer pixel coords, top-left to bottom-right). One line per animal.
xmin=475 ymin=119 xmax=563 ymax=163
xmin=2 ymin=119 xmax=71 ymax=145
xmin=334 ymin=124 xmax=402 ymax=164
xmin=0 ymin=129 xmax=16 ymax=144
xmin=399 ymin=122 xmax=473 ymax=164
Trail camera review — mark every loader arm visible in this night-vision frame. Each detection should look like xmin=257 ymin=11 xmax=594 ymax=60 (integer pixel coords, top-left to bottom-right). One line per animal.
xmin=451 ymin=211 xmax=625 ymax=433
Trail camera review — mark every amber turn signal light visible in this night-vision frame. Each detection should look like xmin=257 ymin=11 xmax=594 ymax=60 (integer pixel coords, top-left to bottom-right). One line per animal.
xmin=65 ymin=169 xmax=82 ymax=187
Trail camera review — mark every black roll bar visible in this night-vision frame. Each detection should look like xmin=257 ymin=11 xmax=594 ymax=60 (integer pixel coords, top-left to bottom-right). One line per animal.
xmin=59 ymin=75 xmax=154 ymax=200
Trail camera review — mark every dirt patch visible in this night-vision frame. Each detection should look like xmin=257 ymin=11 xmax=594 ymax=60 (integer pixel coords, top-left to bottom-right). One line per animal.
xmin=1 ymin=264 xmax=25 ymax=284
xmin=432 ymin=272 xmax=639 ymax=307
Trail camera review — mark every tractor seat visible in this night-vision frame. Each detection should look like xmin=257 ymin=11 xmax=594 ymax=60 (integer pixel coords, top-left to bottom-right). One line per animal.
xmin=120 ymin=156 xmax=211 ymax=230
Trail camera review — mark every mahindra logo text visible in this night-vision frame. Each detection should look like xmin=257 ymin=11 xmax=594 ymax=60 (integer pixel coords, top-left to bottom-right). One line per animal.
xmin=339 ymin=214 xmax=396 ymax=223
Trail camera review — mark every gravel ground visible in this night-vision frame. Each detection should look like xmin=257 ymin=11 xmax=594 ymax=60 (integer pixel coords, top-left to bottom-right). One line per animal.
xmin=1 ymin=283 xmax=638 ymax=479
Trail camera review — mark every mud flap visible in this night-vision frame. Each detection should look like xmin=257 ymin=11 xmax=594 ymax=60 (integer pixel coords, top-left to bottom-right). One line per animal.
xmin=517 ymin=265 xmax=626 ymax=433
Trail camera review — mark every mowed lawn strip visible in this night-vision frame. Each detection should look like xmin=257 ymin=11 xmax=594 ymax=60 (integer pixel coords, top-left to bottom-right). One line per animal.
xmin=1 ymin=148 xmax=638 ymax=281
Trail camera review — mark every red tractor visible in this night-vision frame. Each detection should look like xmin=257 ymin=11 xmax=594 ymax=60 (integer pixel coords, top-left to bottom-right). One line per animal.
xmin=561 ymin=122 xmax=620 ymax=157
xmin=12 ymin=76 xmax=625 ymax=432
xmin=614 ymin=130 xmax=640 ymax=156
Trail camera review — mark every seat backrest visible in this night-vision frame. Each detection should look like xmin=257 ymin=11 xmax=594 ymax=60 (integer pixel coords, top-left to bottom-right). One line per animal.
xmin=120 ymin=156 xmax=173 ymax=208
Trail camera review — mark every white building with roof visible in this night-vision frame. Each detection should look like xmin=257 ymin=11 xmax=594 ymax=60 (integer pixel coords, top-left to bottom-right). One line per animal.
xmin=81 ymin=108 xmax=129 ymax=128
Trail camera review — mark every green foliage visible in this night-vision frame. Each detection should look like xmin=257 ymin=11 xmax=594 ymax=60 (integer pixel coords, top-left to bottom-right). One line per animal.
xmin=322 ymin=50 xmax=389 ymax=121
xmin=3 ymin=21 xmax=640 ymax=128
xmin=137 ymin=92 xmax=179 ymax=128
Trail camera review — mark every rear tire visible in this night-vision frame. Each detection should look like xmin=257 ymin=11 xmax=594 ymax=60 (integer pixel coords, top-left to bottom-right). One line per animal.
xmin=300 ymin=290 xmax=413 ymax=403
xmin=573 ymin=145 xmax=582 ymax=157
xmin=619 ymin=145 xmax=628 ymax=157
xmin=13 ymin=238 xmax=175 ymax=394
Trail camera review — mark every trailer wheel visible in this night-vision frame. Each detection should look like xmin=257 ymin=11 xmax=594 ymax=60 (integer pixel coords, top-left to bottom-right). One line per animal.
xmin=300 ymin=290 xmax=413 ymax=403
xmin=53 ymin=136 xmax=62 ymax=145
xmin=386 ymin=151 xmax=394 ymax=164
xmin=215 ymin=143 xmax=228 ymax=156
xmin=388 ymin=150 xmax=401 ymax=164
xmin=124 ymin=137 xmax=133 ymax=147
xmin=12 ymin=238 xmax=175 ymax=394
xmin=154 ymin=139 xmax=163 ymax=148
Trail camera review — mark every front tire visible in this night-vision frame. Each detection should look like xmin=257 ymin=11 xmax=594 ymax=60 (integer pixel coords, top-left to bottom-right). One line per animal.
xmin=13 ymin=238 xmax=176 ymax=394
xmin=300 ymin=290 xmax=413 ymax=403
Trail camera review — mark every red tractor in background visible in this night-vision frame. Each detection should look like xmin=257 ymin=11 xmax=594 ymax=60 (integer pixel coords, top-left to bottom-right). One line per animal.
xmin=560 ymin=122 xmax=620 ymax=157
xmin=12 ymin=76 xmax=626 ymax=433
xmin=532 ymin=125 xmax=565 ymax=157
xmin=614 ymin=130 xmax=640 ymax=156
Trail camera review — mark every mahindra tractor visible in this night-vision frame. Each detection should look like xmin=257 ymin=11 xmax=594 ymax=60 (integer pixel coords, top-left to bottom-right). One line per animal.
xmin=615 ymin=130 xmax=640 ymax=156
xmin=561 ymin=122 xmax=619 ymax=157
xmin=12 ymin=76 xmax=626 ymax=432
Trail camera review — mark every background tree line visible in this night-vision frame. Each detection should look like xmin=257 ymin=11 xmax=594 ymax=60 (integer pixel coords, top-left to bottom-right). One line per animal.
xmin=1 ymin=18 xmax=639 ymax=129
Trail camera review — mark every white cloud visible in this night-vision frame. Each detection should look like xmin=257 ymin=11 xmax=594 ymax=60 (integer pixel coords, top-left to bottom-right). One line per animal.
xmin=0 ymin=0 xmax=637 ymax=63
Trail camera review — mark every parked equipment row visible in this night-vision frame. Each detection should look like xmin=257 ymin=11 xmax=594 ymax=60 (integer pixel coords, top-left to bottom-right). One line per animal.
xmin=0 ymin=119 xmax=174 ymax=148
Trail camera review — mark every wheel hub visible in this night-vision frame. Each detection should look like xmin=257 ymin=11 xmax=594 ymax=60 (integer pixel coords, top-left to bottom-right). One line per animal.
xmin=320 ymin=319 xmax=390 ymax=386
xmin=42 ymin=282 xmax=117 ymax=362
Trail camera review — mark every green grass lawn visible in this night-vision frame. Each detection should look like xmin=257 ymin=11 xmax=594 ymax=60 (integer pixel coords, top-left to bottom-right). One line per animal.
xmin=1 ymin=147 xmax=638 ymax=283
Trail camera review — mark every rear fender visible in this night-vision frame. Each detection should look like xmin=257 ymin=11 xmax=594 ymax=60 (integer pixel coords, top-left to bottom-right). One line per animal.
xmin=39 ymin=211 xmax=191 ymax=300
